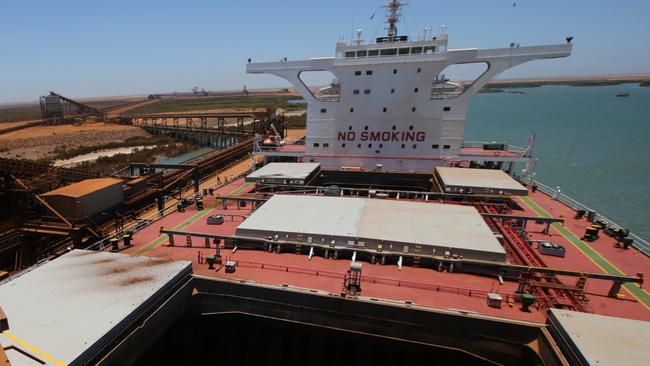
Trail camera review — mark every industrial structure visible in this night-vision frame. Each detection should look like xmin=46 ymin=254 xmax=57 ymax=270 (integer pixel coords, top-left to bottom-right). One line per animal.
xmin=435 ymin=166 xmax=529 ymax=195
xmin=39 ymin=178 xmax=124 ymax=221
xmin=39 ymin=91 xmax=105 ymax=125
xmin=236 ymin=195 xmax=507 ymax=262
xmin=244 ymin=162 xmax=320 ymax=185
xmin=246 ymin=5 xmax=570 ymax=172
xmin=121 ymin=109 xmax=284 ymax=148
xmin=0 ymin=97 xmax=284 ymax=274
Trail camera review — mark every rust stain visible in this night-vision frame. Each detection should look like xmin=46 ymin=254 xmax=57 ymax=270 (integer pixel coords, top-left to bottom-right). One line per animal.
xmin=104 ymin=266 xmax=130 ymax=275
xmin=91 ymin=257 xmax=117 ymax=265
xmin=118 ymin=275 xmax=154 ymax=286
xmin=131 ymin=258 xmax=174 ymax=268
xmin=73 ymin=250 xmax=100 ymax=256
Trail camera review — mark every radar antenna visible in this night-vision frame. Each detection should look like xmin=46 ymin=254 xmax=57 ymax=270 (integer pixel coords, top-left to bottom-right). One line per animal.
xmin=384 ymin=0 xmax=408 ymax=38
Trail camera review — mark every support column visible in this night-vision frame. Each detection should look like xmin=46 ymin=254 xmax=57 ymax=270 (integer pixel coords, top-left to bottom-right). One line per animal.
xmin=157 ymin=192 xmax=165 ymax=217
xmin=193 ymin=171 xmax=200 ymax=193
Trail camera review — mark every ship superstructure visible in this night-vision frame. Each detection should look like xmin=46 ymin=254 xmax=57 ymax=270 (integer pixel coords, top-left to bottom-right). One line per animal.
xmin=247 ymin=0 xmax=573 ymax=171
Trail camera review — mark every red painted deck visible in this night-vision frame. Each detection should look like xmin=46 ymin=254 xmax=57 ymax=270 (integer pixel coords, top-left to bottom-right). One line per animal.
xmin=112 ymin=178 xmax=650 ymax=324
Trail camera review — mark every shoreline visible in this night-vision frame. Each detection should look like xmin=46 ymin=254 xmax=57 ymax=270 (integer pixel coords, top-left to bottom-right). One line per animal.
xmin=483 ymin=74 xmax=650 ymax=89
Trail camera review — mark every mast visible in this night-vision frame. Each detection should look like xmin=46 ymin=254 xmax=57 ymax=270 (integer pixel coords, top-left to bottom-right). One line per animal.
xmin=384 ymin=0 xmax=407 ymax=38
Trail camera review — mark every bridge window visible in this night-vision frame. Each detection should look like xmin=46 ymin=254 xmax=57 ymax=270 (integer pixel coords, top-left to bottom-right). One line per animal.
xmin=443 ymin=144 xmax=451 ymax=149
xmin=380 ymin=48 xmax=397 ymax=56
xmin=368 ymin=49 xmax=379 ymax=57
xmin=424 ymin=46 xmax=436 ymax=54
xmin=356 ymin=50 xmax=367 ymax=57
xmin=345 ymin=51 xmax=356 ymax=58
xmin=399 ymin=47 xmax=410 ymax=55
xmin=299 ymin=70 xmax=340 ymax=102
xmin=411 ymin=47 xmax=423 ymax=54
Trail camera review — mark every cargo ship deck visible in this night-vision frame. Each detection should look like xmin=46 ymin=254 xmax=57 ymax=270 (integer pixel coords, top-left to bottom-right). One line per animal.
xmin=106 ymin=170 xmax=650 ymax=325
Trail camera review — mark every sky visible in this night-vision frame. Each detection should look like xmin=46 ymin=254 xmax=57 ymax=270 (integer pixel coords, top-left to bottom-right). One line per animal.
xmin=1 ymin=0 xmax=649 ymax=103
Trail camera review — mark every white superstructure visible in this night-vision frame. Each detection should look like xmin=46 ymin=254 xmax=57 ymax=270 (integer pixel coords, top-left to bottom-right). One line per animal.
xmin=247 ymin=1 xmax=572 ymax=172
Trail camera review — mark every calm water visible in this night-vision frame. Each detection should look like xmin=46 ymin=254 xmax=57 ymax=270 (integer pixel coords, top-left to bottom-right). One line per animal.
xmin=465 ymin=84 xmax=650 ymax=240
xmin=155 ymin=146 xmax=214 ymax=165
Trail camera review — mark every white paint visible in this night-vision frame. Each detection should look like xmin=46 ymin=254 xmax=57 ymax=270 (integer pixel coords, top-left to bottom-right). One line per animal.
xmin=247 ymin=16 xmax=572 ymax=172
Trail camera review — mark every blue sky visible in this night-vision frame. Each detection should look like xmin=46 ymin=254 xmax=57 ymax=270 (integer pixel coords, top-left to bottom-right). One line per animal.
xmin=1 ymin=0 xmax=649 ymax=103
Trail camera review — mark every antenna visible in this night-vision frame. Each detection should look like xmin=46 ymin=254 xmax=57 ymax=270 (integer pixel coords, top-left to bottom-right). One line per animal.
xmin=383 ymin=0 xmax=408 ymax=38
xmin=353 ymin=29 xmax=364 ymax=45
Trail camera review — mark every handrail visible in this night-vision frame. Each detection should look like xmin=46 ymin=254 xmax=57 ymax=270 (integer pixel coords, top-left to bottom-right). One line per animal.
xmin=532 ymin=179 xmax=650 ymax=256
xmin=85 ymin=167 xmax=253 ymax=252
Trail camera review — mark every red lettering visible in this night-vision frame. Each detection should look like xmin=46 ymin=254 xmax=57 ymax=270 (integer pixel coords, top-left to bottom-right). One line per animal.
xmin=360 ymin=131 xmax=369 ymax=141
xmin=337 ymin=130 xmax=426 ymax=142
xmin=337 ymin=131 xmax=355 ymax=141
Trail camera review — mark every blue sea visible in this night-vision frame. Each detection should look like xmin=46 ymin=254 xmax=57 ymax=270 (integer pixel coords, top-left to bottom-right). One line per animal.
xmin=465 ymin=83 xmax=650 ymax=240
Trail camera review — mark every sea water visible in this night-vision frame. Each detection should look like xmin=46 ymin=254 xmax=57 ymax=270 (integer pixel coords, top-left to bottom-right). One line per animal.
xmin=465 ymin=83 xmax=650 ymax=240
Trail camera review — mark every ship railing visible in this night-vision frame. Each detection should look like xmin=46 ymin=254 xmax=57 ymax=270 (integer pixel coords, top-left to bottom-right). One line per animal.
xmin=507 ymin=144 xmax=528 ymax=154
xmin=313 ymin=94 xmax=340 ymax=102
xmin=462 ymin=140 xmax=509 ymax=147
xmin=532 ymin=180 xmax=650 ymax=256
xmin=87 ymin=166 xmax=253 ymax=252
xmin=461 ymin=141 xmax=527 ymax=155
xmin=255 ymin=145 xmax=280 ymax=153
xmin=86 ymin=204 xmax=177 ymax=251
xmin=234 ymin=259 xmax=513 ymax=300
